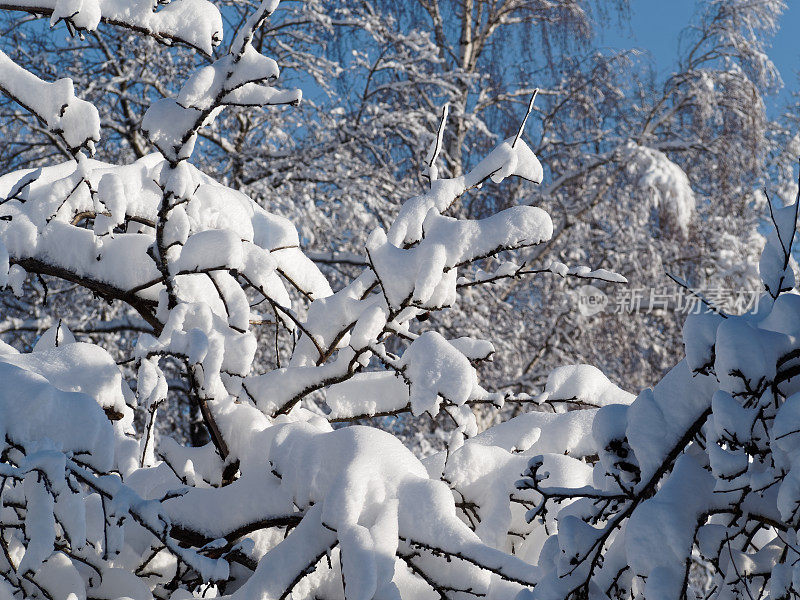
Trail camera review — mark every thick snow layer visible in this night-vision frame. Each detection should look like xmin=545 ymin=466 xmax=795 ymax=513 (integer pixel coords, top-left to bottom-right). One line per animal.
xmin=464 ymin=409 xmax=599 ymax=458
xmin=714 ymin=318 xmax=785 ymax=395
xmin=0 ymin=49 xmax=100 ymax=153
xmin=256 ymin=423 xmax=540 ymax=598
xmin=626 ymin=455 xmax=714 ymax=599
xmin=539 ymin=364 xmax=635 ymax=409
xmin=683 ymin=312 xmax=725 ymax=372
xmin=174 ymin=229 xmax=243 ymax=273
xmin=0 ymin=341 xmax=132 ymax=416
xmin=759 ymin=201 xmax=798 ymax=298
xmin=388 ymin=138 xmax=546 ymax=247
xmin=0 ymin=154 xmax=327 ymax=309
xmin=0 ymin=12 xmax=653 ymax=597
xmin=469 ymin=137 xmax=544 ymax=186
xmin=4 ymin=0 xmax=223 ymax=53
xmin=398 ymin=331 xmax=477 ymax=416
xmin=325 ymin=371 xmax=410 ymax=420
xmin=517 ymin=211 xmax=800 ymax=599
xmin=625 ymin=142 xmax=695 ymax=235
xmin=369 ymin=206 xmax=552 ymax=310
xmin=625 ymin=360 xmax=718 ymax=483
xmin=161 ymin=468 xmax=295 ymax=541
xmin=141 ymin=38 xmax=301 ymax=163
xmin=0 ymin=361 xmax=114 ymax=471
xmin=33 ymin=321 xmax=76 ymax=351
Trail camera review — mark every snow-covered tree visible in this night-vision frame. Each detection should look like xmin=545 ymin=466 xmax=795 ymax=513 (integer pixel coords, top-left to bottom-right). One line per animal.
xmin=0 ymin=0 xmax=789 ymax=418
xmin=222 ymin=0 xmax=787 ymax=402
xmin=4 ymin=1 xmax=800 ymax=599
xmin=513 ymin=184 xmax=800 ymax=600
xmin=0 ymin=3 xmax=470 ymax=449
xmin=0 ymin=1 xmax=628 ymax=597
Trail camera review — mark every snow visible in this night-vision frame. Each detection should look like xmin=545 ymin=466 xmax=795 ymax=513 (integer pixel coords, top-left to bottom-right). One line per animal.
xmin=398 ymin=331 xmax=477 ymax=416
xmin=0 ymin=49 xmax=100 ymax=153
xmin=369 ymin=206 xmax=552 ymax=309
xmin=2 ymin=0 xmax=224 ymax=53
xmin=760 ymin=200 xmax=798 ymax=298
xmin=174 ymin=229 xmax=243 ymax=273
xmin=625 ymin=360 xmax=717 ymax=482
xmin=141 ymin=33 xmax=301 ymax=163
xmin=539 ymin=364 xmax=635 ymax=409
xmin=326 ymin=371 xmax=410 ymax=420
xmin=470 ymin=137 xmax=544 ymax=185
xmin=0 ymin=151 xmax=329 ymax=313
xmin=448 ymin=336 xmax=495 ymax=361
xmin=238 ymin=423 xmax=540 ymax=597
xmin=625 ymin=142 xmax=695 ymax=235
xmin=6 ymin=1 xmax=796 ymax=597
xmin=140 ymin=99 xmax=201 ymax=163
xmin=388 ymin=137 xmax=547 ymax=248
xmin=161 ymin=468 xmax=294 ymax=541
xmin=464 ymin=409 xmax=599 ymax=458
xmin=0 ymin=80 xmax=556 ymax=592
xmin=514 ymin=190 xmax=800 ymax=599
xmin=713 ymin=317 xmax=785 ymax=395
xmin=50 ymin=0 xmax=101 ymax=30
xmin=1 ymin=341 xmax=132 ymax=417
xmin=683 ymin=312 xmax=725 ymax=372
xmin=626 ymin=455 xmax=714 ymax=597
xmin=0 ymin=361 xmax=114 ymax=470
xmin=349 ymin=305 xmax=388 ymax=350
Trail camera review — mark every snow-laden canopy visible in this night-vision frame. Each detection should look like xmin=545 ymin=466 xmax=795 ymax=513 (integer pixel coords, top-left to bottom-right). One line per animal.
xmin=0 ymin=1 xmax=626 ymax=597
xmin=4 ymin=0 xmax=799 ymax=599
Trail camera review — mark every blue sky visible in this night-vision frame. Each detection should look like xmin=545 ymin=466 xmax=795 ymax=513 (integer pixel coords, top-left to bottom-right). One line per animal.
xmin=599 ymin=0 xmax=800 ymax=115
